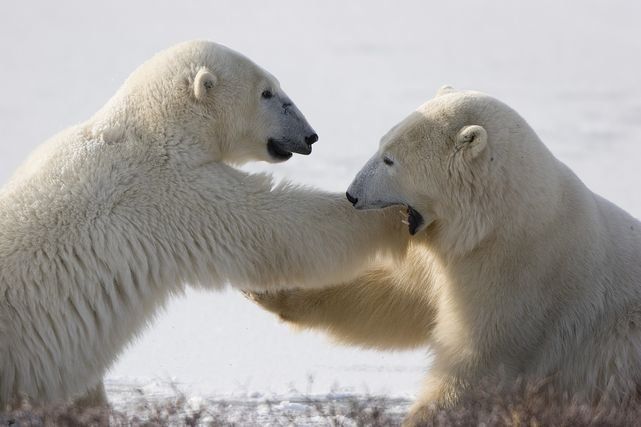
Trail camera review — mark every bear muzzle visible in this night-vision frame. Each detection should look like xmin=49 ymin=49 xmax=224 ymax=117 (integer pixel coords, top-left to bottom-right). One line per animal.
xmin=267 ymin=135 xmax=316 ymax=161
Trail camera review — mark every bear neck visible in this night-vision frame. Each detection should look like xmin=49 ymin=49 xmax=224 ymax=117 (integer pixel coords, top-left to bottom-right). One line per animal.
xmin=424 ymin=135 xmax=569 ymax=263
xmin=88 ymin=81 xmax=222 ymax=165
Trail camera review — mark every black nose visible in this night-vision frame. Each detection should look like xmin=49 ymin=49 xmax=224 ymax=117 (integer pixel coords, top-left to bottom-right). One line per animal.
xmin=305 ymin=133 xmax=318 ymax=145
xmin=346 ymin=192 xmax=358 ymax=206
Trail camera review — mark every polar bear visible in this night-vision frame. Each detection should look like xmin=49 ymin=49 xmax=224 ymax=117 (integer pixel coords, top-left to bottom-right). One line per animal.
xmin=0 ymin=41 xmax=407 ymax=408
xmin=248 ymin=87 xmax=641 ymax=424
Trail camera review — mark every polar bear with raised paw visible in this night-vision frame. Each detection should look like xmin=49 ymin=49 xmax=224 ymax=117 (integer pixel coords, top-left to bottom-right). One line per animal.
xmin=248 ymin=87 xmax=641 ymax=425
xmin=0 ymin=41 xmax=407 ymax=408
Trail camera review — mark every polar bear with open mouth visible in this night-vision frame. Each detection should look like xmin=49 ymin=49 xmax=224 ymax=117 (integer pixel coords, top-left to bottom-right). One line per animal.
xmin=249 ymin=87 xmax=641 ymax=425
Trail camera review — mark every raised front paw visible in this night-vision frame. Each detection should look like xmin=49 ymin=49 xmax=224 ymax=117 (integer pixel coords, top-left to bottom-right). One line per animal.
xmin=242 ymin=289 xmax=300 ymax=321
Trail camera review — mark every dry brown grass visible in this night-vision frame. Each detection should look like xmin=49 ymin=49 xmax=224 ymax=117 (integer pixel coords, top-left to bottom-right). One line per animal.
xmin=3 ymin=380 xmax=641 ymax=426
xmin=0 ymin=393 xmax=405 ymax=426
xmin=409 ymin=378 xmax=641 ymax=426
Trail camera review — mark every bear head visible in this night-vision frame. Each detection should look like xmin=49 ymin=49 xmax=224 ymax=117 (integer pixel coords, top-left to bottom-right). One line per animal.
xmin=346 ymin=87 xmax=555 ymax=253
xmin=106 ymin=40 xmax=317 ymax=164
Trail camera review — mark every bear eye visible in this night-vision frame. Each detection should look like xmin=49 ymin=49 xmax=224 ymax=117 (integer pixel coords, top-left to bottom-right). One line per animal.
xmin=383 ymin=156 xmax=394 ymax=166
xmin=261 ymin=90 xmax=273 ymax=99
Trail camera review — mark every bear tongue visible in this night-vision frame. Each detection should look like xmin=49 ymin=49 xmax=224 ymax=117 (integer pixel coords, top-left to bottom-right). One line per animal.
xmin=407 ymin=206 xmax=424 ymax=235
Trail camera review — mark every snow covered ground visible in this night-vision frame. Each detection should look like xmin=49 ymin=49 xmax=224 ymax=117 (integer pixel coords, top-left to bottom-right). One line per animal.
xmin=1 ymin=0 xmax=641 ymax=418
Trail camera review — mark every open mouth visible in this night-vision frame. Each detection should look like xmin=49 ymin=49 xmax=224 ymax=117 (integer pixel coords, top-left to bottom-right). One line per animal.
xmin=267 ymin=139 xmax=293 ymax=161
xmin=406 ymin=205 xmax=424 ymax=235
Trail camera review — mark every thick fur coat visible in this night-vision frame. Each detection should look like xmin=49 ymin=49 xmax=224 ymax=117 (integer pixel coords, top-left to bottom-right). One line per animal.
xmin=0 ymin=41 xmax=405 ymax=407
xmin=249 ymin=88 xmax=641 ymax=425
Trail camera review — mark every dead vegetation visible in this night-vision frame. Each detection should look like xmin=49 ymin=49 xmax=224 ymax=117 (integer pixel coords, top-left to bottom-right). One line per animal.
xmin=2 ymin=379 xmax=640 ymax=426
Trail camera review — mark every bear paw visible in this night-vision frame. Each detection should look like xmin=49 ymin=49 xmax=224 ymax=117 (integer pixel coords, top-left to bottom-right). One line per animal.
xmin=242 ymin=290 xmax=301 ymax=322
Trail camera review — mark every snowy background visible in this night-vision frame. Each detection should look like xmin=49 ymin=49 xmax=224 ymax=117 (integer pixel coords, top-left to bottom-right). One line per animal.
xmin=1 ymin=0 xmax=640 ymax=412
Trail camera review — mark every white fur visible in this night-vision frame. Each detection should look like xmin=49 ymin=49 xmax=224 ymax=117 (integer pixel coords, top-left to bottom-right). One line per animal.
xmin=0 ymin=40 xmax=407 ymax=406
xmin=249 ymin=89 xmax=641 ymax=423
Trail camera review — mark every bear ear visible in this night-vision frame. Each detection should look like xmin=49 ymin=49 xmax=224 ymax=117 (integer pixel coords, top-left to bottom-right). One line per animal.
xmin=193 ymin=68 xmax=218 ymax=101
xmin=436 ymin=85 xmax=456 ymax=97
xmin=456 ymin=125 xmax=487 ymax=158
